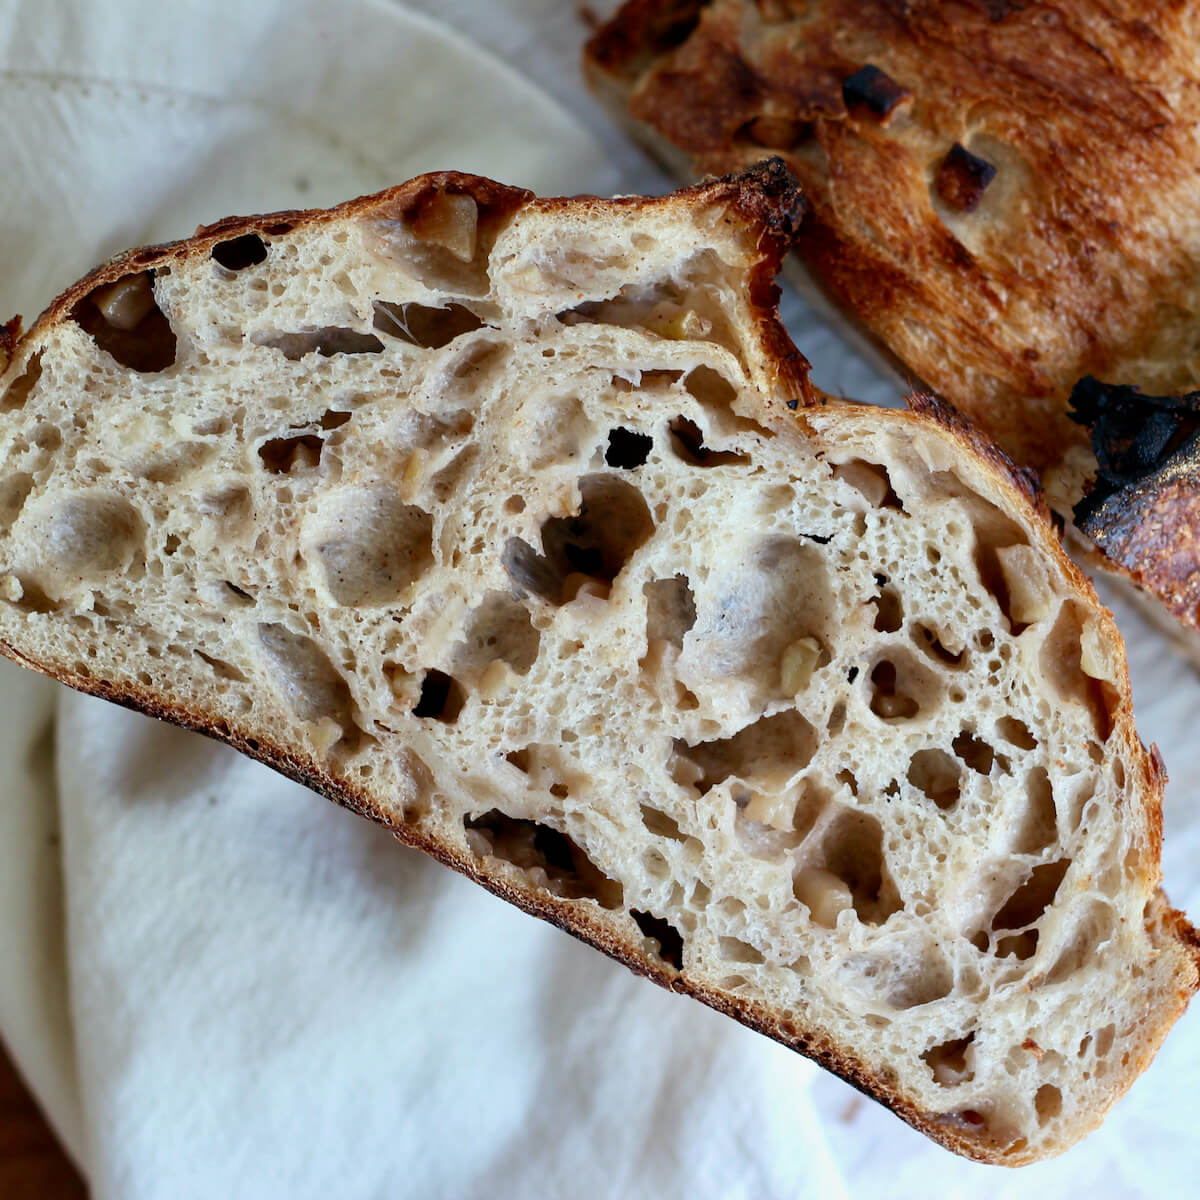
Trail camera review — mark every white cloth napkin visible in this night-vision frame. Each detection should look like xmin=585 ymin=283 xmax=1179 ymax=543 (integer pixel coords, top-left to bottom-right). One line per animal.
xmin=2 ymin=1 xmax=1199 ymax=1196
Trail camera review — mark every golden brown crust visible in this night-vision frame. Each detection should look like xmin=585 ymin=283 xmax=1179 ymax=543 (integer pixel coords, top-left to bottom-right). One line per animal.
xmin=585 ymin=0 xmax=1200 ymax=475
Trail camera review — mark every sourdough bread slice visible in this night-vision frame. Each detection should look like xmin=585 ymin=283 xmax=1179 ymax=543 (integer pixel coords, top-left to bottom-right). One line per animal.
xmin=0 ymin=164 xmax=1195 ymax=1165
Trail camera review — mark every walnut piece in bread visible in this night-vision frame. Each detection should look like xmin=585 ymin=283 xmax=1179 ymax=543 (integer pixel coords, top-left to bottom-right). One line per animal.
xmin=0 ymin=164 xmax=1195 ymax=1164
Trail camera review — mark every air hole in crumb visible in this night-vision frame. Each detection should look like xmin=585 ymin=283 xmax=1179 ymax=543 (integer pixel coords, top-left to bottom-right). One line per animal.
xmin=1015 ymin=768 xmax=1057 ymax=854
xmin=1034 ymin=1084 xmax=1062 ymax=1123
xmin=27 ymin=493 xmax=144 ymax=581
xmin=632 ymin=910 xmax=685 ymax=969
xmin=644 ymin=575 xmax=696 ymax=647
xmin=253 ymin=327 xmax=384 ymax=359
xmin=463 ymin=810 xmax=623 ymax=908
xmin=988 ymin=859 xmax=1070 ymax=956
xmin=9 ymin=577 xmax=56 ymax=613
xmin=907 ymin=749 xmax=962 ymax=809
xmin=914 ymin=624 xmax=965 ymax=668
xmin=413 ymin=669 xmax=465 ymax=723
xmin=72 ymin=272 xmax=176 ymax=372
xmin=953 ymin=730 xmax=994 ymax=775
xmin=872 ymin=586 xmax=904 ymax=632
xmin=687 ymin=537 xmax=831 ymax=701
xmin=504 ymin=495 xmax=525 ymax=514
xmin=605 ymin=427 xmax=653 ymax=468
xmin=0 ymin=472 xmax=34 ymax=529
xmin=868 ymin=659 xmax=921 ymax=721
xmin=923 ymin=1034 xmax=975 ymax=1086
xmin=643 ymin=849 xmax=671 ymax=879
xmin=259 ymin=434 xmax=324 ymax=474
xmin=675 ymin=709 xmax=817 ymax=793
xmin=1045 ymin=900 xmax=1115 ymax=984
xmin=718 ymin=936 xmax=764 ymax=964
xmin=223 ymin=580 xmax=255 ymax=604
xmin=211 ymin=233 xmax=268 ymax=270
xmin=33 ymin=423 xmax=61 ymax=451
xmin=996 ymin=716 xmax=1037 ymax=750
xmin=833 ymin=459 xmax=902 ymax=509
xmin=683 ymin=362 xmax=738 ymax=409
xmin=2 ymin=351 xmax=42 ymax=411
xmin=813 ymin=808 xmax=901 ymax=925
xmin=668 ymin=416 xmax=749 ymax=467
xmin=195 ymin=649 xmax=247 ymax=682
xmin=303 ymin=489 xmax=433 ymax=607
xmin=372 ymin=300 xmax=485 ymax=349
xmin=641 ymin=805 xmax=686 ymax=841
xmin=257 ymin=622 xmax=358 ymax=744
xmin=505 ymin=475 xmax=653 ymax=604
xmin=455 ymin=591 xmax=541 ymax=676
xmin=1039 ymin=601 xmax=1117 ymax=741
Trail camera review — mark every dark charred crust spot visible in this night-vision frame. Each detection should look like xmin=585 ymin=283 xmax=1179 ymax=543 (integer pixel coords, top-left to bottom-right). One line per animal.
xmin=841 ymin=65 xmax=912 ymax=121
xmin=936 ymin=143 xmax=999 ymax=213
xmin=984 ymin=0 xmax=1028 ymax=18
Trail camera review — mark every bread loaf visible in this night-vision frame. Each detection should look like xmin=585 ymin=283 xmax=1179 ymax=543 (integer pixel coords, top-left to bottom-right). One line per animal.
xmin=0 ymin=163 xmax=1195 ymax=1164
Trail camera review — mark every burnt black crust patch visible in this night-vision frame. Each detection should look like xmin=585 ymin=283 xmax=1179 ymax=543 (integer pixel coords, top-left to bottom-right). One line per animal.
xmin=1069 ymin=376 xmax=1200 ymax=527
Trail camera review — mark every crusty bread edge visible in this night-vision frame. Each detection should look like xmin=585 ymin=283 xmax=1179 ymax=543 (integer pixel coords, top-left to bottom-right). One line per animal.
xmin=0 ymin=161 xmax=814 ymax=408
xmin=4 ymin=628 xmax=1195 ymax=1168
xmin=2 ymin=174 xmax=1197 ymax=1166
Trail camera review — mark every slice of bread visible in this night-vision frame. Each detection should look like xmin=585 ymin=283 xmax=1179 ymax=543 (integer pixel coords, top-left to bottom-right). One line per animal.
xmin=583 ymin=2 xmax=1200 ymax=483
xmin=0 ymin=163 xmax=1195 ymax=1164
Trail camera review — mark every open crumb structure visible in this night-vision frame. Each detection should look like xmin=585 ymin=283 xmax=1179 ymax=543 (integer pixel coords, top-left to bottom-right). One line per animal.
xmin=0 ymin=164 xmax=1196 ymax=1165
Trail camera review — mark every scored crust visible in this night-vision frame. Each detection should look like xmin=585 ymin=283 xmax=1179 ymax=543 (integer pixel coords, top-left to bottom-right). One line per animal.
xmin=0 ymin=164 xmax=1196 ymax=1165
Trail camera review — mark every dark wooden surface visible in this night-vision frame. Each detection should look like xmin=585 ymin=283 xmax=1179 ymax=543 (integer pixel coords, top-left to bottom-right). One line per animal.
xmin=0 ymin=1041 xmax=86 ymax=1199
